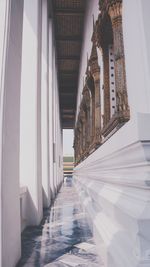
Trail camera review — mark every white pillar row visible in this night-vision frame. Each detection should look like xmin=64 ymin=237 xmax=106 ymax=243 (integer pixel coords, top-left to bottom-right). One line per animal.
xmin=55 ymin=67 xmax=61 ymax=191
xmin=41 ymin=0 xmax=50 ymax=208
xmin=20 ymin=0 xmax=43 ymax=225
xmin=0 ymin=1 xmax=24 ymax=266
xmin=60 ymin=130 xmax=63 ymax=187
xmin=52 ymin=49 xmax=63 ymax=194
xmin=55 ymin=76 xmax=59 ymax=192
xmin=48 ymin=19 xmax=55 ymax=200
xmin=52 ymin=50 xmax=57 ymax=196
xmin=56 ymin=88 xmax=59 ymax=190
xmin=58 ymin=121 xmax=63 ymax=189
xmin=56 ymin=86 xmax=63 ymax=190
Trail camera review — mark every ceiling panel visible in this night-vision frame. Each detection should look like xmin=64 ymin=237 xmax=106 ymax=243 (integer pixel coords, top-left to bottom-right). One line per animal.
xmin=52 ymin=0 xmax=86 ymax=129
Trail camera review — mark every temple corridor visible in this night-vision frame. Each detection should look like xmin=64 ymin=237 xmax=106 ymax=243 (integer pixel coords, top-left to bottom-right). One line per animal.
xmin=17 ymin=179 xmax=101 ymax=267
xmin=1 ymin=0 xmax=150 ymax=266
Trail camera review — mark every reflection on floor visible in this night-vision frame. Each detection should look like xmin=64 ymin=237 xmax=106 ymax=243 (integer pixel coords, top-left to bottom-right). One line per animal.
xmin=17 ymin=178 xmax=102 ymax=267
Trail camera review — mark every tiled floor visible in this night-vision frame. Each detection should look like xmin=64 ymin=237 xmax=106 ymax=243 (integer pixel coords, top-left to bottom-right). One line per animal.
xmin=17 ymin=178 xmax=102 ymax=267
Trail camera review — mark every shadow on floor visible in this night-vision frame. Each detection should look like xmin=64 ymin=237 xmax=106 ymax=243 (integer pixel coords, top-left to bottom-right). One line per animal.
xmin=16 ymin=179 xmax=100 ymax=267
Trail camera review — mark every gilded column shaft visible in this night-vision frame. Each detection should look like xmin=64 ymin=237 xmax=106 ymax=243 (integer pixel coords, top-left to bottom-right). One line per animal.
xmin=92 ymin=94 xmax=95 ymax=142
xmin=82 ymin=85 xmax=91 ymax=151
xmin=84 ymin=110 xmax=88 ymax=150
xmin=90 ymin=43 xmax=102 ymax=145
xmin=87 ymin=107 xmax=91 ymax=146
xmin=102 ymin=47 xmax=111 ymax=126
xmin=76 ymin=134 xmax=80 ymax=162
xmin=109 ymin=3 xmax=129 ymax=113
xmin=82 ymin=115 xmax=86 ymax=153
xmin=93 ymin=74 xmax=101 ymax=144
xmin=80 ymin=120 xmax=83 ymax=157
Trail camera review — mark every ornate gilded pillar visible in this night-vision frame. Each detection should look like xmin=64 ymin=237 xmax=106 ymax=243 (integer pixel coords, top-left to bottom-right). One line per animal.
xmin=73 ymin=130 xmax=77 ymax=164
xmin=90 ymin=44 xmax=101 ymax=145
xmin=83 ymin=103 xmax=88 ymax=154
xmin=82 ymin=110 xmax=86 ymax=154
xmin=78 ymin=119 xmax=83 ymax=161
xmin=86 ymin=106 xmax=91 ymax=148
xmin=102 ymin=47 xmax=111 ymax=126
xmin=89 ymin=94 xmax=93 ymax=145
xmin=95 ymin=14 xmax=111 ymax=129
xmin=79 ymin=107 xmax=86 ymax=158
xmin=84 ymin=109 xmax=88 ymax=150
xmin=82 ymin=85 xmax=91 ymax=152
xmin=91 ymin=90 xmax=95 ymax=143
xmin=76 ymin=129 xmax=80 ymax=163
xmin=108 ymin=0 xmax=129 ymax=117
xmin=85 ymin=63 xmax=94 ymax=148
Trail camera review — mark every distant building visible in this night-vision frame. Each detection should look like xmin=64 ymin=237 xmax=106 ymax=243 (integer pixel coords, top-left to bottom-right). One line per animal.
xmin=63 ymin=156 xmax=74 ymax=176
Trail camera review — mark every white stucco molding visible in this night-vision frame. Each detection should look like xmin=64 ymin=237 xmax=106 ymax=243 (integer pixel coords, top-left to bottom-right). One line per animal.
xmin=74 ymin=131 xmax=150 ymax=267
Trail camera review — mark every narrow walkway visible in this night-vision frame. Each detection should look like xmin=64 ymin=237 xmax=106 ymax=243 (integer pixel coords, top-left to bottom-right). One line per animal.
xmin=17 ymin=178 xmax=100 ymax=267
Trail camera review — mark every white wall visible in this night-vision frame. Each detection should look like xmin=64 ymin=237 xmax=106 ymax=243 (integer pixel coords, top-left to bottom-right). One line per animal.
xmin=0 ymin=0 xmax=24 ymax=266
xmin=49 ymin=16 xmax=63 ymax=200
xmin=41 ymin=0 xmax=51 ymax=208
xmin=0 ymin=0 xmax=63 ymax=266
xmin=52 ymin=46 xmax=63 ymax=194
xmin=49 ymin=18 xmax=55 ymax=199
xmin=141 ymin=0 xmax=150 ymax=90
xmin=74 ymin=1 xmax=150 ymax=266
xmin=20 ymin=0 xmax=43 ymax=226
xmin=20 ymin=0 xmax=63 ymax=228
xmin=123 ymin=0 xmax=150 ymax=116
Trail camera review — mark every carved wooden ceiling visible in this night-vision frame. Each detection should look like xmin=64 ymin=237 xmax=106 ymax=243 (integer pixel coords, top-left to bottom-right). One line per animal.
xmin=52 ymin=0 xmax=86 ymax=129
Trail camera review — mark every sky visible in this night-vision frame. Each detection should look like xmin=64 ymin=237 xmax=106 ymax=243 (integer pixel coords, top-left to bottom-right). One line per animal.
xmin=63 ymin=129 xmax=74 ymax=156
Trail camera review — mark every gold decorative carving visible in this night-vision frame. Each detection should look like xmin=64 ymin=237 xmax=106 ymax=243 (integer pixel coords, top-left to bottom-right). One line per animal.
xmin=75 ymin=0 xmax=130 ymax=165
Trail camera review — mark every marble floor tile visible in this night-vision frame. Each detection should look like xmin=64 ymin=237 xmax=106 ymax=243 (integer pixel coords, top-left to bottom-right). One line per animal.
xmin=16 ymin=179 xmax=101 ymax=267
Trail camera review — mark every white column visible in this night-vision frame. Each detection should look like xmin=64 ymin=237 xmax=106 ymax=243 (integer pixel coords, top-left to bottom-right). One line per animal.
xmin=55 ymin=76 xmax=58 ymax=192
xmin=41 ymin=0 xmax=50 ymax=208
xmin=20 ymin=0 xmax=43 ymax=225
xmin=53 ymin=50 xmax=57 ymax=195
xmin=53 ymin=53 xmax=62 ymax=194
xmin=0 ymin=1 xmax=24 ymax=266
xmin=56 ymin=85 xmax=63 ymax=189
xmin=49 ymin=19 xmax=55 ymax=199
